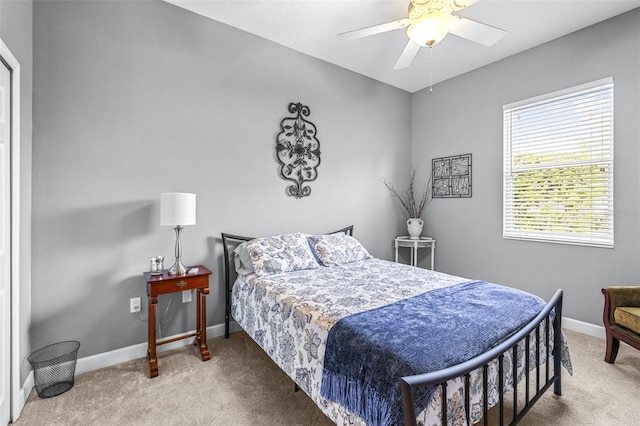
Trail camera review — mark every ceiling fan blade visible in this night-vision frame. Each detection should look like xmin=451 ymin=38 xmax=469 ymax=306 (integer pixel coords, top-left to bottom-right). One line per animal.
xmin=338 ymin=18 xmax=410 ymax=41
xmin=449 ymin=16 xmax=506 ymax=46
xmin=393 ymin=40 xmax=421 ymax=70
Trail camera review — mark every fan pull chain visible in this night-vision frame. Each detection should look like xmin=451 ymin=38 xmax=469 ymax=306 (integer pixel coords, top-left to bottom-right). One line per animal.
xmin=429 ymin=46 xmax=433 ymax=94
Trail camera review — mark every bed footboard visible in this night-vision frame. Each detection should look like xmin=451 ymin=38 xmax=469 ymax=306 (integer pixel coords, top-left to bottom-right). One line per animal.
xmin=400 ymin=289 xmax=563 ymax=426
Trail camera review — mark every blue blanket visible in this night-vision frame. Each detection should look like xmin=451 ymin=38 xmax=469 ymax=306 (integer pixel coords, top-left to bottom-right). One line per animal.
xmin=320 ymin=281 xmax=546 ymax=426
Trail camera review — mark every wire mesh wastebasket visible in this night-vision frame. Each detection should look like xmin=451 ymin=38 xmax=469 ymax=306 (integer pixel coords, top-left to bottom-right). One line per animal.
xmin=28 ymin=340 xmax=80 ymax=398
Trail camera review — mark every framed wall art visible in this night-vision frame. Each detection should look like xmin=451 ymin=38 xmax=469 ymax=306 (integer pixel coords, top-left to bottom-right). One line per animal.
xmin=432 ymin=153 xmax=472 ymax=198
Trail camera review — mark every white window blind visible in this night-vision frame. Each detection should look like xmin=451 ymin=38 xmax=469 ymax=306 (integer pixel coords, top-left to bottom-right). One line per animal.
xmin=503 ymin=77 xmax=614 ymax=247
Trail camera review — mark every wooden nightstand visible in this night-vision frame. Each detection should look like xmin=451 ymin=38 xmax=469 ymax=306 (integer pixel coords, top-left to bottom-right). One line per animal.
xmin=143 ymin=265 xmax=212 ymax=378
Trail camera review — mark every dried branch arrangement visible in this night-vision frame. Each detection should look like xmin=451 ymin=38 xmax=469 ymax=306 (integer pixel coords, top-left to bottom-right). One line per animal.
xmin=383 ymin=168 xmax=431 ymax=219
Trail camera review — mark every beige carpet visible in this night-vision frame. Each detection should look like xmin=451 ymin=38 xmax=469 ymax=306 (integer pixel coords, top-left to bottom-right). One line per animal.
xmin=14 ymin=329 xmax=639 ymax=426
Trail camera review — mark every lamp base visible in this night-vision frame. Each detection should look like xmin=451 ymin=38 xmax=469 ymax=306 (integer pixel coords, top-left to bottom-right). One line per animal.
xmin=168 ymin=260 xmax=187 ymax=275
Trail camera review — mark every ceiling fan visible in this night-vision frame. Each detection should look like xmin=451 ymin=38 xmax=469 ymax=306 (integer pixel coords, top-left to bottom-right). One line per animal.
xmin=338 ymin=0 xmax=506 ymax=70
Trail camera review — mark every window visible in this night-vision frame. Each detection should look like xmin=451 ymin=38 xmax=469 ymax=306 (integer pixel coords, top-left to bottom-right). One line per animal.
xmin=503 ymin=78 xmax=614 ymax=247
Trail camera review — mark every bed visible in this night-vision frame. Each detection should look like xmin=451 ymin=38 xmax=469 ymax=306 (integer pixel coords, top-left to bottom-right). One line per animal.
xmin=222 ymin=226 xmax=572 ymax=425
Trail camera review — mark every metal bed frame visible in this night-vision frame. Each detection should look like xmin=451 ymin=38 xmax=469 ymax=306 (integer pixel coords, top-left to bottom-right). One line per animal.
xmin=221 ymin=226 xmax=564 ymax=426
xmin=401 ymin=289 xmax=563 ymax=425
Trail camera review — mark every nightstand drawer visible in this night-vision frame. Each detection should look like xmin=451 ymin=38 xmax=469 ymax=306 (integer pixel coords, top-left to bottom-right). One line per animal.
xmin=147 ymin=274 xmax=208 ymax=297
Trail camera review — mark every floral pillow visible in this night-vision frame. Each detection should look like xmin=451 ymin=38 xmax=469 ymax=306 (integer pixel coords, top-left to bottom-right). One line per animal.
xmin=307 ymin=232 xmax=372 ymax=267
xmin=245 ymin=233 xmax=320 ymax=277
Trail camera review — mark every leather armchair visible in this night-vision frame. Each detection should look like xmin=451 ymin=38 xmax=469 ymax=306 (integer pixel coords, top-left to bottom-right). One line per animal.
xmin=602 ymin=286 xmax=640 ymax=363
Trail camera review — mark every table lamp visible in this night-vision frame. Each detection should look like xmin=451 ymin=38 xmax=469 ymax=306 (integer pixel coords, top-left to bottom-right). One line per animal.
xmin=160 ymin=192 xmax=196 ymax=275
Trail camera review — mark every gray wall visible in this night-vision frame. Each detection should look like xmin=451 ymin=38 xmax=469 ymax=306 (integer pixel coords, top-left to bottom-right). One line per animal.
xmin=32 ymin=0 xmax=411 ymax=358
xmin=1 ymin=0 xmax=34 ymax=384
xmin=30 ymin=0 xmax=639 ymax=363
xmin=411 ymin=9 xmax=640 ymax=326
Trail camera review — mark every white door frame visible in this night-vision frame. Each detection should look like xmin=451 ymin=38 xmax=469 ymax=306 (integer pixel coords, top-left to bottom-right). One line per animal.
xmin=0 ymin=38 xmax=21 ymax=423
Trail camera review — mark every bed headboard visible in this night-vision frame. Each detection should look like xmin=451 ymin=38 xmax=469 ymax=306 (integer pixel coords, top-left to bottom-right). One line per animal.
xmin=221 ymin=225 xmax=353 ymax=338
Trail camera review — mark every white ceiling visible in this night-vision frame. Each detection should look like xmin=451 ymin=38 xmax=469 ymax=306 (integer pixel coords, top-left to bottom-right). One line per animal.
xmin=164 ymin=0 xmax=640 ymax=93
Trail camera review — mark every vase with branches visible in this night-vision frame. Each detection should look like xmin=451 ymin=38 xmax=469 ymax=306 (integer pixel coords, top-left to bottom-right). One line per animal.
xmin=383 ymin=168 xmax=432 ymax=239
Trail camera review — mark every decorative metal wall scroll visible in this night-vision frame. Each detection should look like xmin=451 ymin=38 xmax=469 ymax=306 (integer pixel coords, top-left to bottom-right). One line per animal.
xmin=432 ymin=153 xmax=472 ymax=198
xmin=275 ymin=102 xmax=321 ymax=198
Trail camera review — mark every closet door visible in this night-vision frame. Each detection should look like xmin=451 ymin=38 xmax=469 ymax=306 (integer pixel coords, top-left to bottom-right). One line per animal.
xmin=0 ymin=55 xmax=11 ymax=426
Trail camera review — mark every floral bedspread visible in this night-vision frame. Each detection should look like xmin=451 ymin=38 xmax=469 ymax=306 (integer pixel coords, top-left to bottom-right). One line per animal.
xmin=231 ymin=258 xmax=571 ymax=425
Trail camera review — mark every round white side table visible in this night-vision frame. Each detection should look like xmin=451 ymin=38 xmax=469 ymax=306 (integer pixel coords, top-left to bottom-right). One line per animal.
xmin=394 ymin=236 xmax=436 ymax=270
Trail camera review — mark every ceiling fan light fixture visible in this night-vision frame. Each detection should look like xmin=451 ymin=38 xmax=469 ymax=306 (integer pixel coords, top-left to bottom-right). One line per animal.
xmin=447 ymin=0 xmax=477 ymax=12
xmin=407 ymin=10 xmax=453 ymax=47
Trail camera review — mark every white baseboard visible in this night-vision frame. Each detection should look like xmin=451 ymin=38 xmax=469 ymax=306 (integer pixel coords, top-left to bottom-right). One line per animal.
xmin=14 ymin=371 xmax=34 ymax=421
xmin=75 ymin=321 xmax=243 ymax=375
xmin=562 ymin=316 xmax=605 ymax=339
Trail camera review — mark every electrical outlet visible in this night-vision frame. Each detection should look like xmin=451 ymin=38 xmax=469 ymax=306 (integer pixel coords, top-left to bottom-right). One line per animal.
xmin=130 ymin=297 xmax=141 ymax=313
xmin=182 ymin=290 xmax=192 ymax=303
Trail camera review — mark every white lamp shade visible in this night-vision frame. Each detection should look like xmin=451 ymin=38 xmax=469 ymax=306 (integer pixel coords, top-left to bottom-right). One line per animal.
xmin=160 ymin=193 xmax=196 ymax=226
xmin=407 ymin=10 xmax=453 ymax=47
